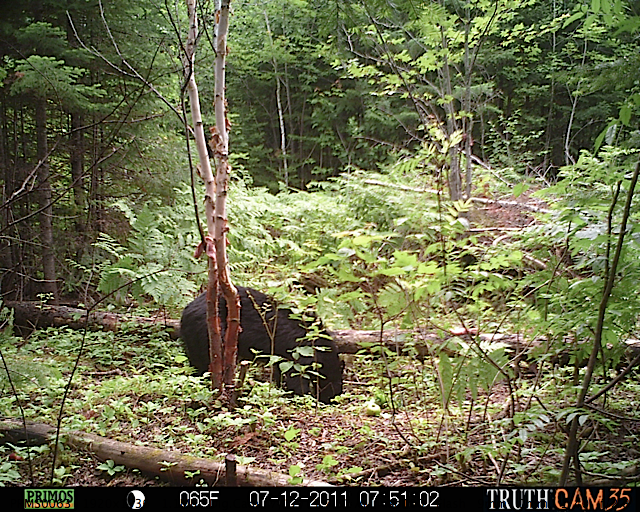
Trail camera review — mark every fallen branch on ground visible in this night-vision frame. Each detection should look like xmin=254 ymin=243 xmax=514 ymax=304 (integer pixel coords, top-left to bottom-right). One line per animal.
xmin=363 ymin=179 xmax=551 ymax=213
xmin=0 ymin=418 xmax=330 ymax=487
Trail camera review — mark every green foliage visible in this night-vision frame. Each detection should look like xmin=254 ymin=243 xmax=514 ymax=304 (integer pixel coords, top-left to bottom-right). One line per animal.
xmin=0 ymin=305 xmax=63 ymax=390
xmin=92 ymin=179 xmax=362 ymax=305
xmin=304 ymin=177 xmax=522 ymax=329
xmin=14 ymin=22 xmax=68 ymax=56
xmin=94 ymin=190 xmax=201 ymax=306
xmin=316 ymin=454 xmax=339 ymax=474
xmin=219 ymin=0 xmax=392 ymax=188
xmin=522 ymin=148 xmax=640 ymax=360
xmin=11 ymin=55 xmax=105 ymax=110
xmin=0 ymin=352 xmax=62 ymax=391
xmin=96 ymin=459 xmax=125 ymax=477
xmin=438 ymin=338 xmax=511 ymax=410
xmin=484 ymin=0 xmax=638 ymax=170
xmin=8 ymin=22 xmax=103 ymax=108
xmin=226 ymin=180 xmax=355 ymax=274
xmin=0 ymin=456 xmax=21 ymax=486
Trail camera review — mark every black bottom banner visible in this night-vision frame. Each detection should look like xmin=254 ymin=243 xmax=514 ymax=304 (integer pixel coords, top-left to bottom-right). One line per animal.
xmin=4 ymin=486 xmax=637 ymax=511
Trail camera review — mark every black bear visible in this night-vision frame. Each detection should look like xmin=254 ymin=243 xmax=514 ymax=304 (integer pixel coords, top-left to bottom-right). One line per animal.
xmin=180 ymin=286 xmax=343 ymax=403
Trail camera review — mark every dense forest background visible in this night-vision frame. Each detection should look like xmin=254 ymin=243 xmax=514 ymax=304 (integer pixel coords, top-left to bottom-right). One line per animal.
xmin=1 ymin=0 xmax=638 ymax=305
xmin=0 ymin=0 xmax=639 ymax=489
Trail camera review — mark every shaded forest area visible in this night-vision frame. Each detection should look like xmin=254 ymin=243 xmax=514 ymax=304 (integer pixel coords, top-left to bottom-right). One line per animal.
xmin=1 ymin=0 xmax=640 ymax=490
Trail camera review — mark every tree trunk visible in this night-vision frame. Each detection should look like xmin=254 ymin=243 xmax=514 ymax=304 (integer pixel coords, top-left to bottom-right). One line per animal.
xmin=183 ymin=0 xmax=239 ymax=399
xmin=183 ymin=0 xmax=224 ymax=392
xmin=34 ymin=97 xmax=58 ymax=303
xmin=463 ymin=16 xmax=473 ymax=200
xmin=439 ymin=33 xmax=461 ymax=201
xmin=70 ymin=113 xmax=86 ymax=237
xmin=264 ymin=10 xmax=288 ymax=187
xmin=542 ymin=0 xmax=557 ymax=173
xmin=89 ymin=117 xmax=102 ymax=234
xmin=0 ymin=98 xmax=16 ymax=299
xmin=3 ymin=103 xmax=28 ymax=300
xmin=213 ymin=0 xmax=240 ymax=395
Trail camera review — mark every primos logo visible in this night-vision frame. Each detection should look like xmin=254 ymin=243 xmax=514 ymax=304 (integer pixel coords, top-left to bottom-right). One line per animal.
xmin=24 ymin=489 xmax=75 ymax=509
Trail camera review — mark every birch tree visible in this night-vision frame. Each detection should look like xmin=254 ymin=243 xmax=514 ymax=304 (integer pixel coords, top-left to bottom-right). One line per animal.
xmin=183 ymin=0 xmax=239 ymax=400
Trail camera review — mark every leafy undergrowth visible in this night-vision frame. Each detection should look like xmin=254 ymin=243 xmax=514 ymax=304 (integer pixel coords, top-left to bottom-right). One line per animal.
xmin=1 ymin=325 xmax=639 ymax=487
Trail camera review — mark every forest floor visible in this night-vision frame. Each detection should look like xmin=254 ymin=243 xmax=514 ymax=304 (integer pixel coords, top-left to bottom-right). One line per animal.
xmin=13 ymin=366 xmax=639 ymax=488
xmin=12 ymin=376 xmax=524 ymax=488
xmin=6 ymin=199 xmax=639 ymax=488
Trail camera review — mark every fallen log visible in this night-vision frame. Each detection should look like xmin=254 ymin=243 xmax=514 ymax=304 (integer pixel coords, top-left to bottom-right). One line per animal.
xmin=6 ymin=301 xmax=180 ymax=339
xmin=6 ymin=301 xmax=455 ymax=353
xmin=5 ymin=301 xmax=638 ymax=361
xmin=0 ymin=418 xmax=330 ymax=487
xmin=2 ymin=301 xmax=522 ymax=355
